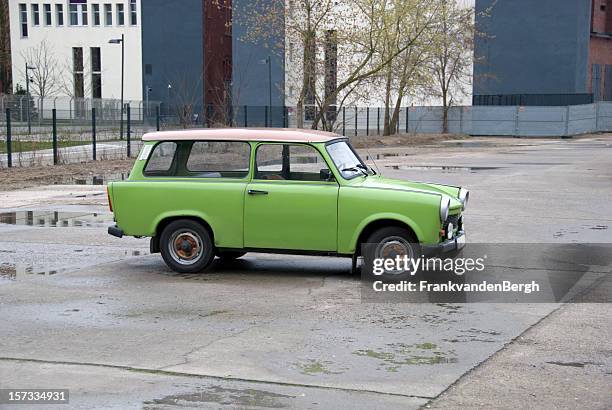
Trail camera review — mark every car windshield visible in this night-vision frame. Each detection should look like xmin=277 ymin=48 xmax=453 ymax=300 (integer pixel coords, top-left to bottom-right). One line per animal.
xmin=326 ymin=140 xmax=371 ymax=179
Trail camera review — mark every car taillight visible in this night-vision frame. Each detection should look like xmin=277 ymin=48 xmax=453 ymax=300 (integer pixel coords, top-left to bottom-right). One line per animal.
xmin=106 ymin=186 xmax=113 ymax=212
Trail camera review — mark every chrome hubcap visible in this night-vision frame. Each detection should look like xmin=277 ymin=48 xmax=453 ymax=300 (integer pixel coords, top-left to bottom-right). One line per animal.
xmin=169 ymin=230 xmax=203 ymax=265
xmin=375 ymin=236 xmax=415 ymax=274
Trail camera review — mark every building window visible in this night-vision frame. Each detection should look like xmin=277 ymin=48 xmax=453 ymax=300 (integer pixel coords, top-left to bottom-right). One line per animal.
xmin=31 ymin=4 xmax=40 ymax=26
xmin=69 ymin=4 xmax=78 ymax=25
xmin=116 ymin=3 xmax=124 ymax=26
xmin=56 ymin=4 xmax=64 ymax=26
xmin=129 ymin=0 xmax=137 ymax=25
xmin=69 ymin=1 xmax=88 ymax=26
xmin=73 ymin=47 xmax=84 ymax=98
xmin=43 ymin=4 xmax=52 ymax=25
xmin=93 ymin=4 xmax=100 ymax=25
xmin=104 ymin=4 xmax=112 ymax=25
xmin=91 ymin=47 xmax=102 ymax=99
xmin=82 ymin=4 xmax=88 ymax=25
xmin=19 ymin=4 xmax=28 ymax=37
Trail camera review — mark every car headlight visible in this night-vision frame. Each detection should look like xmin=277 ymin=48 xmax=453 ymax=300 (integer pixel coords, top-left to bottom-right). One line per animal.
xmin=459 ymin=188 xmax=469 ymax=210
xmin=440 ymin=196 xmax=450 ymax=222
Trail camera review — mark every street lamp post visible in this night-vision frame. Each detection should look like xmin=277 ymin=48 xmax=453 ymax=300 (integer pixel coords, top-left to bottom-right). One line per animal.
xmin=167 ymin=84 xmax=172 ymax=116
xmin=266 ymin=56 xmax=272 ymax=111
xmin=24 ymin=64 xmax=36 ymax=134
xmin=259 ymin=56 xmax=272 ymax=126
xmin=109 ymin=34 xmax=124 ymax=140
xmin=145 ymin=86 xmax=152 ymax=119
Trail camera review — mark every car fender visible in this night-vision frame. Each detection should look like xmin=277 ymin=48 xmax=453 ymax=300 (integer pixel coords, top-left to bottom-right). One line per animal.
xmin=350 ymin=212 xmax=425 ymax=254
xmin=150 ymin=209 xmax=217 ymax=239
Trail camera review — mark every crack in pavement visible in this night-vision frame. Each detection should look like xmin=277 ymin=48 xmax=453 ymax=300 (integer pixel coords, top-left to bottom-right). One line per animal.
xmin=158 ymin=321 xmax=275 ymax=371
xmin=0 ymin=356 xmax=434 ymax=400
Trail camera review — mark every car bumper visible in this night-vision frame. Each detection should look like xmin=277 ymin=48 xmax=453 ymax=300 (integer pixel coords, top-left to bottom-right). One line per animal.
xmin=422 ymin=231 xmax=466 ymax=256
xmin=108 ymin=225 xmax=124 ymax=238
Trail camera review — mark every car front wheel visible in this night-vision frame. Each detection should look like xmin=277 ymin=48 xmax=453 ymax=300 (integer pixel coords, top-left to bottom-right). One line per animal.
xmin=160 ymin=220 xmax=215 ymax=273
xmin=365 ymin=226 xmax=421 ymax=277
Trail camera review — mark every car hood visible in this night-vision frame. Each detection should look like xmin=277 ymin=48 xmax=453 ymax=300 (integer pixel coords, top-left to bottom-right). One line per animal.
xmin=352 ymin=175 xmax=463 ymax=211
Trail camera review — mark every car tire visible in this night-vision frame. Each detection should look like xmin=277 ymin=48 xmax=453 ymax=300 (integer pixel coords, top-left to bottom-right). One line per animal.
xmin=217 ymin=251 xmax=247 ymax=260
xmin=160 ymin=219 xmax=215 ymax=273
xmin=365 ymin=226 xmax=421 ymax=278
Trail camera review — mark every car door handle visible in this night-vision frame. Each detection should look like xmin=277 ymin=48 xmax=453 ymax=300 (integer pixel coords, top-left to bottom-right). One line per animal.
xmin=248 ymin=189 xmax=268 ymax=195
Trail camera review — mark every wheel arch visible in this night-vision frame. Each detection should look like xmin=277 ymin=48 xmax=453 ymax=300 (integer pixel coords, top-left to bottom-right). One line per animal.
xmin=352 ymin=215 xmax=422 ymax=255
xmin=150 ymin=213 xmax=216 ymax=253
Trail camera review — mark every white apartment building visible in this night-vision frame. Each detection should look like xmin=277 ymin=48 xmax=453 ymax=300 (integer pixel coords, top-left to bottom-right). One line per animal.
xmin=9 ymin=0 xmax=143 ymax=101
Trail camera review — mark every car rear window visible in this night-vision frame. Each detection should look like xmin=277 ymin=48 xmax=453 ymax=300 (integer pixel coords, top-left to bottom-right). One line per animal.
xmin=144 ymin=142 xmax=177 ymax=175
xmin=186 ymin=141 xmax=250 ymax=178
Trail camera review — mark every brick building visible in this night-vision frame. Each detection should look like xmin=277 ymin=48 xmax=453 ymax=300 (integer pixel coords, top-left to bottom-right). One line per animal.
xmin=589 ymin=0 xmax=612 ymax=100
xmin=474 ymin=0 xmax=612 ymax=105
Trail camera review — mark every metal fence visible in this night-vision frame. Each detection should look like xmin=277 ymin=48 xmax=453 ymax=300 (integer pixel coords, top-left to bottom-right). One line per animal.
xmin=3 ymin=98 xmax=612 ymax=168
xmin=0 ymin=95 xmax=161 ymax=127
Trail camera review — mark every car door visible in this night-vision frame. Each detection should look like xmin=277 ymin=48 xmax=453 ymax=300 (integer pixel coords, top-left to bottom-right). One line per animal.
xmin=244 ymin=143 xmax=339 ymax=251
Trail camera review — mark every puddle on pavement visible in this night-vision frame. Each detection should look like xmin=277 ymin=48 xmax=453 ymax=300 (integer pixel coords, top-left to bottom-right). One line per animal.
xmin=0 ymin=251 xmax=145 ymax=283
xmin=0 ymin=263 xmax=65 ymax=281
xmin=510 ymin=162 xmax=570 ymax=166
xmin=0 ymin=211 xmax=114 ymax=228
xmin=353 ymin=342 xmax=457 ymax=372
xmin=444 ymin=141 xmax=502 ymax=148
xmin=388 ymin=165 xmax=501 ymax=173
xmin=143 ymin=386 xmax=294 ymax=409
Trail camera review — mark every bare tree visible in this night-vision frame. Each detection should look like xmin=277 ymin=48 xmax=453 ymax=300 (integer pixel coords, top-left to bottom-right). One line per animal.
xmin=168 ymin=70 xmax=203 ymax=129
xmin=377 ymin=0 xmax=439 ymax=135
xmin=58 ymin=57 xmax=91 ymax=99
xmin=308 ymin=0 xmax=441 ymax=131
xmin=20 ymin=40 xmax=61 ymax=118
xmin=238 ymin=0 xmax=335 ymax=128
xmin=428 ymin=0 xmax=475 ymax=133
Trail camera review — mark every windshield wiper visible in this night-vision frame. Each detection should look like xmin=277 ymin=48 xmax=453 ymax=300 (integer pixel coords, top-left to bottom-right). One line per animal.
xmin=342 ymin=166 xmax=368 ymax=176
xmin=356 ymin=163 xmax=373 ymax=176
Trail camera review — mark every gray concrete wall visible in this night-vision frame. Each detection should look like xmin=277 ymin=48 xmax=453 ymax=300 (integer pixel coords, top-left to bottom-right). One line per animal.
xmin=474 ymin=0 xmax=591 ymax=96
xmin=141 ymin=0 xmax=204 ymax=114
xmin=314 ymin=104 xmax=605 ymax=138
xmin=232 ymin=0 xmax=285 ymax=123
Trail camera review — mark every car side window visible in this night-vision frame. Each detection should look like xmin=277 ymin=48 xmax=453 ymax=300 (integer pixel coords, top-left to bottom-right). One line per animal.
xmin=255 ymin=144 xmax=332 ymax=182
xmin=186 ymin=141 xmax=250 ymax=178
xmin=144 ymin=142 xmax=177 ymax=175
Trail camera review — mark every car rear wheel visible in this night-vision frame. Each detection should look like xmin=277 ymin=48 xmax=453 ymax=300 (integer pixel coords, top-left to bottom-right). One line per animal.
xmin=365 ymin=226 xmax=421 ymax=277
xmin=217 ymin=251 xmax=247 ymax=260
xmin=160 ymin=220 xmax=215 ymax=273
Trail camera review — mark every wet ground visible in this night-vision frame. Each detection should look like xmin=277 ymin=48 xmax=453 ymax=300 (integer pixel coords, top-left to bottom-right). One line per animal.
xmin=0 ymin=136 xmax=611 ymax=409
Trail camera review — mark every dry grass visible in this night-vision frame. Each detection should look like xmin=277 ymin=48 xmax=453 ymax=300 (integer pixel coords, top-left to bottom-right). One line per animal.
xmin=0 ymin=158 xmax=135 ymax=191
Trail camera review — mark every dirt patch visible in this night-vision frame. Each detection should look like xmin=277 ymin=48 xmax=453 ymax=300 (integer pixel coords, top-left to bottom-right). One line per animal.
xmin=349 ymin=133 xmax=469 ymax=149
xmin=0 ymin=159 xmax=135 ymax=191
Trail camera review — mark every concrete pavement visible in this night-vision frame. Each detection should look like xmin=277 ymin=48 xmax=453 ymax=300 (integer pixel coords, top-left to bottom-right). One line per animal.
xmin=0 ymin=135 xmax=611 ymax=408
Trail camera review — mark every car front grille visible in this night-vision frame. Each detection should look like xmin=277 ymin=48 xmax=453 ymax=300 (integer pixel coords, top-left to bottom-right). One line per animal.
xmin=444 ymin=214 xmax=461 ymax=232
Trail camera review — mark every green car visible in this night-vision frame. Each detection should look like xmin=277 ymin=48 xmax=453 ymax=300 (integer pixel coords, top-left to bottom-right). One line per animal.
xmin=107 ymin=129 xmax=468 ymax=273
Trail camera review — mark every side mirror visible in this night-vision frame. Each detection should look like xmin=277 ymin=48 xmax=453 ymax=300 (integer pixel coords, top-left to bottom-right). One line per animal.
xmin=320 ymin=168 xmax=334 ymax=181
